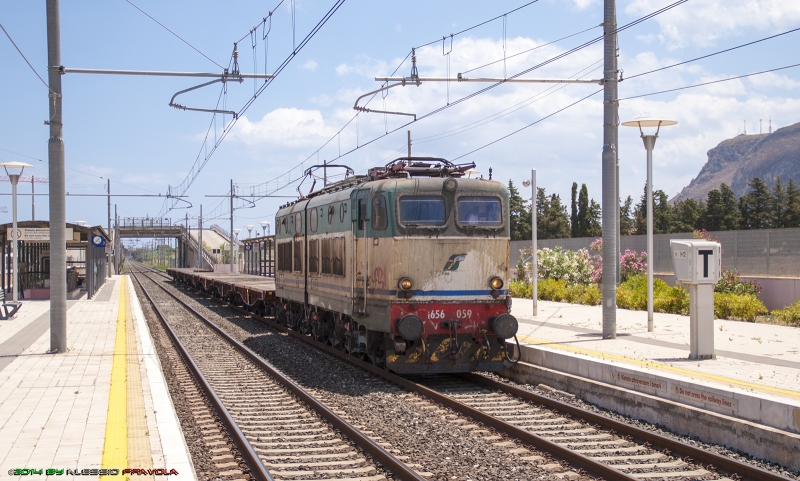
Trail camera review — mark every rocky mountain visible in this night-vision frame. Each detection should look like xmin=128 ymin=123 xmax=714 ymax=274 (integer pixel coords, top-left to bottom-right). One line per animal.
xmin=673 ymin=121 xmax=800 ymax=202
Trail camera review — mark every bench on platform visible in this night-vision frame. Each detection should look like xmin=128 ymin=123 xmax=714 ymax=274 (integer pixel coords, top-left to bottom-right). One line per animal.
xmin=0 ymin=290 xmax=22 ymax=320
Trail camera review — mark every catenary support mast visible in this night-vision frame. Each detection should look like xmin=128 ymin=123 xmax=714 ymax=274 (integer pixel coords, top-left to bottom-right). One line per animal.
xmin=601 ymin=0 xmax=619 ymax=338
xmin=47 ymin=0 xmax=67 ymax=353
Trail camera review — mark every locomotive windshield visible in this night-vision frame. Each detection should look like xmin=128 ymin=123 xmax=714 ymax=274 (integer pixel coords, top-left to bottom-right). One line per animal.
xmin=399 ymin=195 xmax=446 ymax=226
xmin=457 ymin=196 xmax=502 ymax=226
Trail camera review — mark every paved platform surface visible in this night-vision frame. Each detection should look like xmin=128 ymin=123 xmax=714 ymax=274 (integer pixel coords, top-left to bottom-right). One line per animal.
xmin=0 ymin=276 xmax=194 ymax=479
xmin=511 ymin=298 xmax=800 ymax=431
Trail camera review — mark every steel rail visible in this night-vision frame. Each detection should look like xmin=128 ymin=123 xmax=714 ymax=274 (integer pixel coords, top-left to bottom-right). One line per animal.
xmin=175 ymin=275 xmax=793 ymax=481
xmin=463 ymin=373 xmax=791 ymax=481
xmin=174 ymin=279 xmax=635 ymax=481
xmin=133 ymin=265 xmax=426 ymax=481
xmin=129 ymin=268 xmax=274 ymax=481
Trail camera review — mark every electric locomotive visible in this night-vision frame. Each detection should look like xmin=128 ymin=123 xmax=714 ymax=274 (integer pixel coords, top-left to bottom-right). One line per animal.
xmin=274 ymin=157 xmax=519 ymax=374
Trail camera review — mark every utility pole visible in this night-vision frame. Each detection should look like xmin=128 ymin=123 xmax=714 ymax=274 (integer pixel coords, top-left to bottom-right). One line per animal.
xmin=198 ymin=205 xmax=203 ymax=269
xmin=31 ymin=177 xmax=35 ymax=221
xmin=47 ymin=0 xmax=67 ymax=354
xmin=407 ymin=130 xmax=411 ymax=158
xmin=107 ymin=179 xmax=111 ymax=277
xmin=601 ymin=0 xmax=619 ymax=339
xmin=230 ymin=179 xmax=235 ymax=273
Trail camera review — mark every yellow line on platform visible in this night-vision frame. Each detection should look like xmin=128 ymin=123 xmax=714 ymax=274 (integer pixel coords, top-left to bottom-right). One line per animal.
xmin=518 ymin=333 xmax=800 ymax=400
xmin=101 ymin=277 xmax=128 ymax=479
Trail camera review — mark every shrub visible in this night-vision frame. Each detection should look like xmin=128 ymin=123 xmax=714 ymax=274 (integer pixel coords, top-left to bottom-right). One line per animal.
xmin=714 ymin=292 xmax=767 ymax=322
xmin=772 ymin=300 xmax=800 ymax=325
xmin=616 ymin=274 xmax=689 ymax=315
xmin=536 ymin=246 xmax=594 ymax=285
xmin=715 ymin=269 xmax=761 ymax=295
xmin=509 ymin=280 xmax=532 ymax=298
xmin=535 ymin=278 xmax=601 ymax=305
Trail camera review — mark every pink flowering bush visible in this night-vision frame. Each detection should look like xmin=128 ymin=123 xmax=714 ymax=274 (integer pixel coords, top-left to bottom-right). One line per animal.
xmin=619 ymin=249 xmax=648 ymax=282
xmin=586 ymin=238 xmax=647 ymax=284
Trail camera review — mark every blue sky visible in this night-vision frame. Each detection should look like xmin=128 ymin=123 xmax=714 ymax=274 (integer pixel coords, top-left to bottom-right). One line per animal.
xmin=2 ymin=0 xmax=799 ymax=236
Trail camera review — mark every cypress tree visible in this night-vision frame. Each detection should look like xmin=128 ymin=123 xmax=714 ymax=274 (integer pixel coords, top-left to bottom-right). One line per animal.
xmin=577 ymin=184 xmax=590 ymax=237
xmin=570 ymin=182 xmax=578 ymax=238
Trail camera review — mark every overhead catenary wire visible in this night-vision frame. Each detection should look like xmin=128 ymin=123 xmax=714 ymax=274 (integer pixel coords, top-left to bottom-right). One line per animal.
xmin=163 ymin=0 xmax=346 ymax=215
xmin=451 ymin=89 xmax=603 ymax=161
xmin=0 ymin=147 xmax=162 ymax=194
xmin=620 ymin=62 xmax=800 ymax=101
xmin=624 ymin=25 xmax=800 ymax=81
xmin=414 ymin=0 xmax=541 ymax=49
xmin=261 ymin=0 xmax=687 ymax=194
xmin=124 ymin=0 xmax=225 ymax=69
xmin=0 ymin=21 xmax=55 ymax=93
xmin=461 ymin=23 xmax=601 ymax=75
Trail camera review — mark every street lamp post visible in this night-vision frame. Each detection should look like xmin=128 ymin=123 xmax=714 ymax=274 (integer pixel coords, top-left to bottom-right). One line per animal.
xmin=621 ymin=116 xmax=677 ymax=332
xmin=522 ymin=169 xmax=538 ymax=316
xmin=1 ymin=162 xmax=34 ymax=302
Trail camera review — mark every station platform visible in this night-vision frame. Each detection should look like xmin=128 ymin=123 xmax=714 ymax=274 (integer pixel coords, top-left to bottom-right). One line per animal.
xmin=0 ymin=276 xmax=194 ymax=479
xmin=507 ymin=298 xmax=800 ymax=470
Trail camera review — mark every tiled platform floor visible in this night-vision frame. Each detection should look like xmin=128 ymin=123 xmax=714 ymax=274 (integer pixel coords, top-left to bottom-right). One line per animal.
xmin=0 ymin=276 xmax=194 ymax=479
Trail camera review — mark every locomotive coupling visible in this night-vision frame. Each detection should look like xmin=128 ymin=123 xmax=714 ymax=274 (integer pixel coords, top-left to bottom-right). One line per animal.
xmin=490 ymin=313 xmax=518 ymax=339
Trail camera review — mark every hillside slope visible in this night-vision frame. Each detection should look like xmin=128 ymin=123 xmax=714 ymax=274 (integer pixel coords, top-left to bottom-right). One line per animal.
xmin=673 ymin=121 xmax=800 ymax=201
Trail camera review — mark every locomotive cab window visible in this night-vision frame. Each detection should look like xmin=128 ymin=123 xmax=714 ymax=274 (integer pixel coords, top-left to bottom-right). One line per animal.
xmin=399 ymin=195 xmax=446 ymax=226
xmin=372 ymin=195 xmax=388 ymax=230
xmin=457 ymin=196 xmax=503 ymax=226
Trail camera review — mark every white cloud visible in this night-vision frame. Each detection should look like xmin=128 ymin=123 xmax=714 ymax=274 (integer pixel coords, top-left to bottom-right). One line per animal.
xmin=302 ymin=59 xmax=318 ymax=72
xmin=625 ymin=0 xmax=800 ymax=48
xmin=230 ymin=108 xmax=335 ymax=148
xmin=564 ymin=0 xmax=600 ymax=11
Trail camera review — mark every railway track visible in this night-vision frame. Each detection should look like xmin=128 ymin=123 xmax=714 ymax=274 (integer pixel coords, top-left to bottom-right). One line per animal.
xmin=134 ymin=263 xmax=793 ymax=481
xmin=129 ymin=264 xmax=427 ymax=481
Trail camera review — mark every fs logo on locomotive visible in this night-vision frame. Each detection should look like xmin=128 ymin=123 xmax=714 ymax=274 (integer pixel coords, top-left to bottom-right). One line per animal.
xmin=443 ymin=254 xmax=467 ymax=271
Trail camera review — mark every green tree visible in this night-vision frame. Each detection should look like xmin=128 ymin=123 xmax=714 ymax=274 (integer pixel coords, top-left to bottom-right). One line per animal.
xmin=718 ymin=183 xmax=741 ymax=230
xmin=577 ymin=184 xmax=590 ymax=237
xmin=673 ymin=198 xmax=705 ymax=233
xmin=587 ymin=199 xmax=602 ymax=237
xmin=507 ymin=180 xmax=531 ymax=241
xmin=785 ymin=178 xmax=800 ymax=228
xmin=536 ymin=188 xmax=570 ymax=239
xmin=772 ymin=176 xmax=788 ymax=228
xmin=653 ymin=190 xmax=672 ymax=233
xmin=570 ymin=182 xmax=578 ymax=238
xmin=633 ymin=183 xmax=648 ymax=235
xmin=619 ymin=195 xmax=634 ymax=235
xmin=741 ymin=177 xmax=774 ymax=229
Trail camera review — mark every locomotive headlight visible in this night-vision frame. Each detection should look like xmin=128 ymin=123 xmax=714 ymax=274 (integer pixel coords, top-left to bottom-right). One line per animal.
xmin=443 ymin=178 xmax=458 ymax=191
xmin=489 ymin=277 xmax=504 ymax=290
xmin=398 ymin=277 xmax=413 ymax=291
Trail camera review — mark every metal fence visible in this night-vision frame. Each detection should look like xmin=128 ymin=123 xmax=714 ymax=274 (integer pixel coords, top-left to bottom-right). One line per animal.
xmin=120 ymin=217 xmax=172 ymax=227
xmin=510 ymin=227 xmax=800 ymax=277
